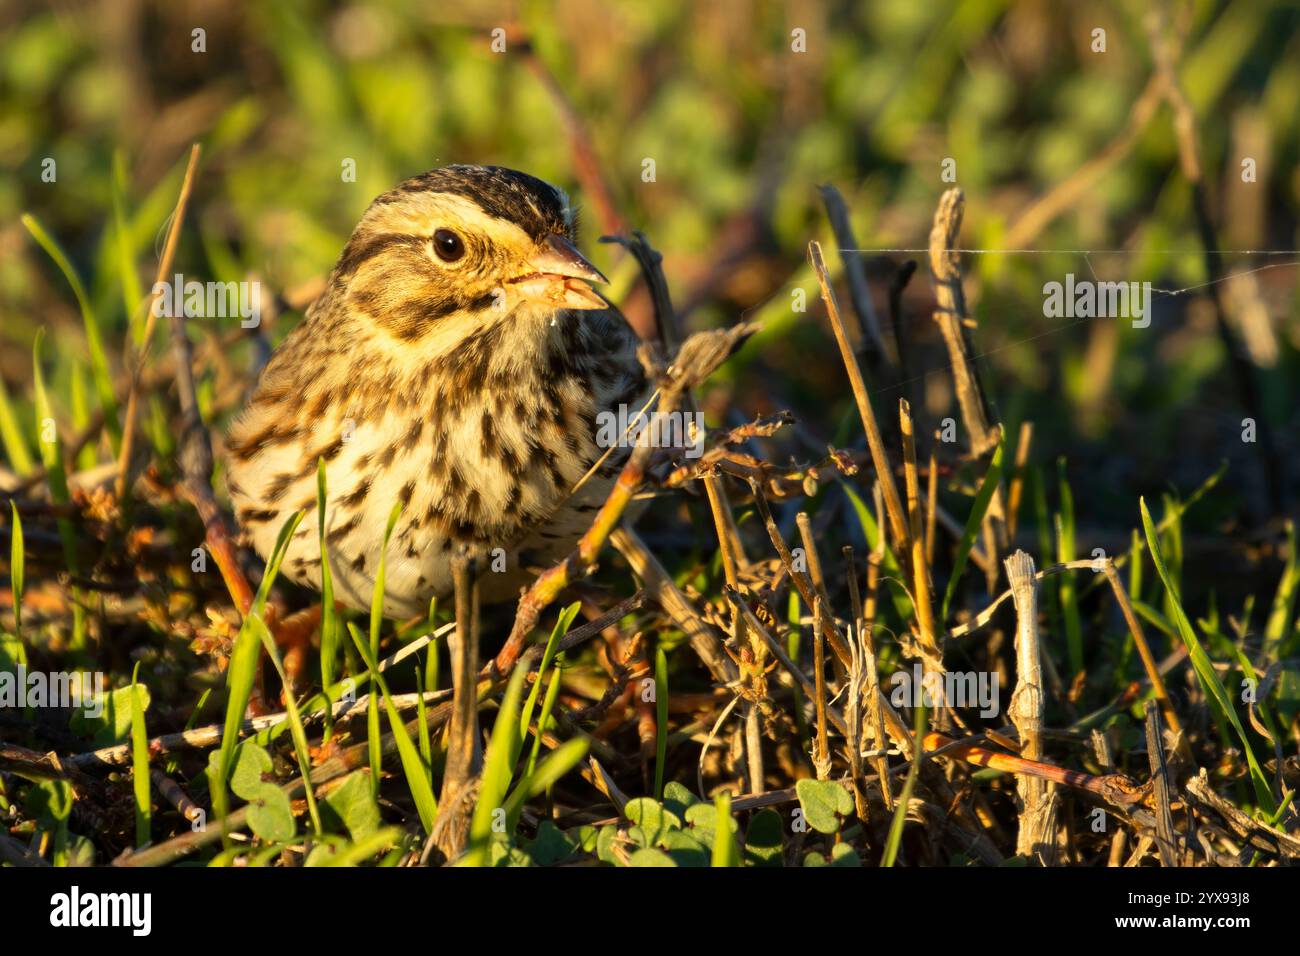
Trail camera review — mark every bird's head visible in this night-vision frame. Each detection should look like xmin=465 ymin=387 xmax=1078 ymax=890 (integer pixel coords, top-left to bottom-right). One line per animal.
xmin=332 ymin=165 xmax=608 ymax=342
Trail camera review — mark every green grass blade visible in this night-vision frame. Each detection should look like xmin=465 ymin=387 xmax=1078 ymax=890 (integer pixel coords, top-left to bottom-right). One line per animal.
xmin=711 ymin=792 xmax=737 ymax=866
xmin=503 ymin=737 xmax=588 ymax=829
xmin=213 ymin=512 xmax=303 ymax=822
xmin=466 ymin=662 xmax=529 ymax=865
xmin=250 ymin=614 xmax=322 ymax=834
xmin=519 ymin=602 xmax=579 ymax=746
xmin=843 ymin=483 xmax=913 ymax=621
xmin=940 ymin=439 xmax=1004 ymax=621
xmin=348 ymin=623 xmax=437 ymax=834
xmin=523 ymin=655 xmax=564 ymax=781
xmin=0 ymin=375 xmax=34 ymax=475
xmin=21 ymin=214 xmax=120 ymax=449
xmin=316 ymin=826 xmax=404 ymax=867
xmin=1082 ymin=462 xmax=1228 ymax=602
xmin=370 ymin=502 xmax=402 ymax=655
xmin=654 ymin=645 xmax=669 ymax=799
xmin=68 ymin=364 xmax=95 ymax=471
xmin=1031 ymin=464 xmax=1052 ymax=571
xmin=32 ymin=330 xmax=85 ymax=648
xmin=1263 ymin=520 xmax=1298 ymax=658
xmin=423 ymin=596 xmax=439 ymax=689
xmin=414 ymin=666 xmax=433 ymax=787
xmin=130 ymin=662 xmax=150 ymax=848
xmin=251 ymin=511 xmax=304 ymax=616
xmin=1159 ymin=493 xmax=1184 ymax=626
xmin=316 ymin=460 xmax=339 ymax=740
xmin=365 ymin=503 xmax=402 ymax=798
xmin=166 ymin=687 xmax=212 ymax=776
xmin=9 ymin=502 xmax=23 ymax=635
xmin=787 ymin=590 xmax=809 ymax=743
xmin=1128 ymin=527 xmax=1143 ymax=600
xmin=1140 ymin=498 xmax=1274 ymax=812
xmin=883 ymin=702 xmax=927 ymax=866
xmin=1129 ymin=599 xmax=1179 ymax=642
xmin=213 ymin=626 xmax=258 ymax=826
xmin=1056 ymin=458 xmax=1082 ymax=673
xmin=111 ymin=152 xmax=146 ymax=344
xmin=298 ymin=621 xmax=445 ymax=726
xmin=32 ymin=330 xmax=76 ymax=573
xmin=1230 ymin=646 xmax=1284 ymax=756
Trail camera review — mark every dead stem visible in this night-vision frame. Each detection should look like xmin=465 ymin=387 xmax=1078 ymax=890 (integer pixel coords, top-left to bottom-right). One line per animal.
xmin=703 ymin=469 xmax=764 ymax=791
xmin=134 ymin=148 xmax=262 ymax=640
xmin=1143 ymin=701 xmax=1181 ymax=866
xmin=859 ymin=525 xmax=893 ymax=808
xmin=842 ymin=547 xmax=870 ymax=817
xmin=1005 ymin=550 xmax=1058 ymax=862
xmin=149 ymin=768 xmax=203 ymax=823
xmin=927 ymin=189 xmax=999 ymax=460
xmin=924 ymin=450 xmax=938 ymax=568
xmin=795 ymin=511 xmax=847 ymax=681
xmin=1005 ymin=420 xmax=1033 ymax=540
xmin=818 ymin=183 xmax=890 ymax=363
xmin=927 ymin=188 xmax=1007 ymax=592
xmin=611 ymin=527 xmax=738 ymax=686
xmin=1102 ymin=558 xmax=1186 ymax=753
xmin=811 ymin=596 xmax=831 ymax=780
xmin=899 ymin=399 xmax=939 ymax=667
xmin=749 ymin=482 xmax=851 ymax=668
xmin=115 ymin=143 xmax=202 ymax=505
xmin=431 ymin=550 xmax=481 ymax=861
xmin=809 ymin=240 xmax=912 ymax=562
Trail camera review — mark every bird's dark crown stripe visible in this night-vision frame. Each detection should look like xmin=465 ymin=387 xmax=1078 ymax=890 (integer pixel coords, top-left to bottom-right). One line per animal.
xmin=376 ymin=165 xmax=570 ymax=242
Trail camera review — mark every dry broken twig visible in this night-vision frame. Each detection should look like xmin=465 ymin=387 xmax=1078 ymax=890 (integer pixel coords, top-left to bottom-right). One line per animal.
xmin=1005 ymin=550 xmax=1059 ymax=863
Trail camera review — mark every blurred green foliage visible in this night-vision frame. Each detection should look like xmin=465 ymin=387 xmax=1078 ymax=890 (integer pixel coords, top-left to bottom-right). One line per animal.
xmin=1 ymin=0 xmax=1297 ymax=533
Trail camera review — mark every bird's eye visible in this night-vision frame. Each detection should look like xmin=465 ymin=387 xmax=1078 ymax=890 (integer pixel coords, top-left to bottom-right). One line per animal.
xmin=432 ymin=228 xmax=465 ymax=263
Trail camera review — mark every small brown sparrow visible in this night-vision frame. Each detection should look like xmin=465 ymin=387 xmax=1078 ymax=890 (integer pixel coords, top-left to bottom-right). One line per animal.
xmin=226 ymin=165 xmax=644 ymax=617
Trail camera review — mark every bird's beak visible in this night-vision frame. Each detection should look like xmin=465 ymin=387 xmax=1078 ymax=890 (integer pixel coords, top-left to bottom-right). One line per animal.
xmin=508 ymin=234 xmax=609 ymax=310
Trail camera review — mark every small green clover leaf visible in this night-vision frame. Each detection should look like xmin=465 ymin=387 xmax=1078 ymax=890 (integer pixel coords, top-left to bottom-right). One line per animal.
xmin=795 ymin=779 xmax=854 ymax=834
